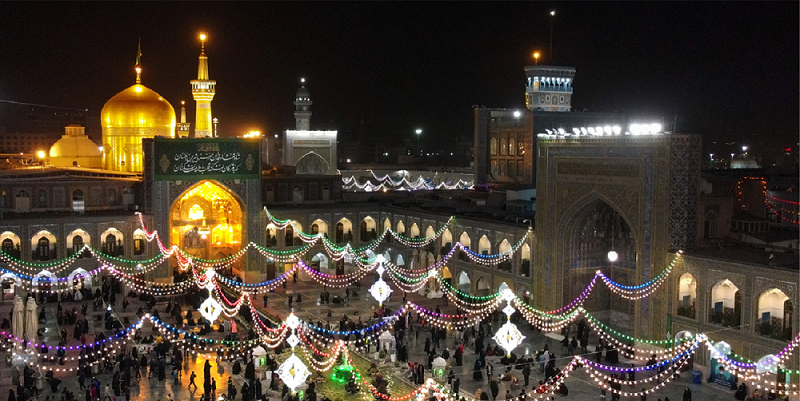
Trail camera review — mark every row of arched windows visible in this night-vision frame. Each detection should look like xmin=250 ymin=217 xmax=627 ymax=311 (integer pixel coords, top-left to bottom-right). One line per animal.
xmin=489 ymin=137 xmax=524 ymax=156
xmin=0 ymin=228 xmax=146 ymax=261
xmin=0 ymin=187 xmax=132 ymax=210
xmin=678 ymin=273 xmax=794 ymax=341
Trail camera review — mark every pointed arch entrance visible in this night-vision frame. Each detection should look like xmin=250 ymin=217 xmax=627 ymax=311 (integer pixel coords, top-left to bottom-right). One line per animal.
xmin=170 ymin=180 xmax=244 ymax=266
xmin=563 ymin=196 xmax=637 ymax=332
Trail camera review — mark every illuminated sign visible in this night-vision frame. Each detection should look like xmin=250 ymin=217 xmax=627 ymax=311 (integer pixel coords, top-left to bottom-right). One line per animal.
xmin=154 ymin=138 xmax=260 ymax=180
xmin=292 ymin=139 xmax=332 ymax=146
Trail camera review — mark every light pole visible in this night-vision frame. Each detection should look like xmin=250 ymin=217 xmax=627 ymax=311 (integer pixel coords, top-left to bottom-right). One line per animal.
xmin=415 ymin=129 xmax=422 ymax=155
xmin=550 ymin=10 xmax=555 ymax=62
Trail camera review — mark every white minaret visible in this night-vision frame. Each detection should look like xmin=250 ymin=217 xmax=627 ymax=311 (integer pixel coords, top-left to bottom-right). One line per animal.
xmin=294 ymin=78 xmax=312 ymax=130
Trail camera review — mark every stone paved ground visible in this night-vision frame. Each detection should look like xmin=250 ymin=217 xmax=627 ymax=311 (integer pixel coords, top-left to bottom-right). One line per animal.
xmin=0 ymin=274 xmax=795 ymax=401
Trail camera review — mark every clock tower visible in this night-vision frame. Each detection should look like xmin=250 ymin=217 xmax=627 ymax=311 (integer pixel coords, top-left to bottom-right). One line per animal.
xmin=294 ymin=79 xmax=312 ymax=130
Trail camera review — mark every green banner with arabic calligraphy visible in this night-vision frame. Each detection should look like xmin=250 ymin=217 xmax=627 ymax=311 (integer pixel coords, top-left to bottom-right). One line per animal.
xmin=153 ymin=138 xmax=261 ymax=181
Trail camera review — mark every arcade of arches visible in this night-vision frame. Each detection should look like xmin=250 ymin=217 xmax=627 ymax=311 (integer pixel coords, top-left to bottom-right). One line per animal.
xmin=170 ymin=181 xmax=244 ymax=263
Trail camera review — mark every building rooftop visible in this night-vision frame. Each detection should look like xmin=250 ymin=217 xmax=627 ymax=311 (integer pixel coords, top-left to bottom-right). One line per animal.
xmin=685 ymin=244 xmax=798 ymax=271
xmin=0 ymin=166 xmax=140 ymax=182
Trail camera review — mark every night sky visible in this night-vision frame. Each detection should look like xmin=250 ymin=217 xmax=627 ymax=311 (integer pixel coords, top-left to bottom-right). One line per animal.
xmin=0 ymin=2 xmax=797 ymax=157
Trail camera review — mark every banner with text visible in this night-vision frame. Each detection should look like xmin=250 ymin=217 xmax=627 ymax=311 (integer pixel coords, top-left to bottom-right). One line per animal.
xmin=154 ymin=138 xmax=260 ymax=181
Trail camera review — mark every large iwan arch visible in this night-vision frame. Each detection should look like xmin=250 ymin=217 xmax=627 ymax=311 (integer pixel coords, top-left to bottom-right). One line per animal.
xmin=169 ymin=180 xmax=244 ymax=262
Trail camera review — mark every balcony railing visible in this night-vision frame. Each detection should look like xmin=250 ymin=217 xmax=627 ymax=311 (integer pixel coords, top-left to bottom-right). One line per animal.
xmin=676 ymin=303 xmax=695 ymax=319
xmin=520 ymin=260 xmax=530 ymax=277
xmin=755 ymin=319 xmax=792 ymax=342
xmin=32 ymin=249 xmax=57 ymax=261
xmin=708 ymin=307 xmax=740 ymax=329
xmin=527 ymin=86 xmax=574 ymax=93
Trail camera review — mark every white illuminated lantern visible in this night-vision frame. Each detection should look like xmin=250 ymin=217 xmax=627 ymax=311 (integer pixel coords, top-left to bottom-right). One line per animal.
xmin=493 ymin=289 xmax=525 ymax=356
xmin=369 ymin=278 xmax=392 ymax=306
xmin=199 ymin=295 xmax=222 ymax=323
xmin=203 ymin=268 xmax=216 ymax=291
xmin=277 ymin=353 xmax=311 ymax=392
xmin=369 ymin=254 xmax=392 ymax=306
xmin=607 ymin=251 xmax=618 ymax=262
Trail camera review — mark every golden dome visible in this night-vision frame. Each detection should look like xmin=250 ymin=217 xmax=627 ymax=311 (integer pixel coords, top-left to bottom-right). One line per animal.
xmin=101 ymin=84 xmax=176 ymax=131
xmin=50 ymin=136 xmax=102 ymax=158
xmin=49 ymin=125 xmax=102 ymax=168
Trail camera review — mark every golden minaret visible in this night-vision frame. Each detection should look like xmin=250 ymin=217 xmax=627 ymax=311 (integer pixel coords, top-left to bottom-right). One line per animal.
xmin=191 ymin=33 xmax=216 ymax=138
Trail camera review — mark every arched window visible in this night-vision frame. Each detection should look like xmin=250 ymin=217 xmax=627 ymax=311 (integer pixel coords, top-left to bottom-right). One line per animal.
xmin=311 ymin=223 xmax=319 ymax=235
xmin=520 ymin=244 xmax=531 ymax=276
xmin=336 ymin=222 xmax=344 ymax=243
xmin=677 ymin=273 xmax=696 ymax=318
xmin=72 ymin=235 xmax=84 ymax=254
xmin=133 ymin=229 xmax=145 ymax=255
xmin=1 ymin=239 xmax=14 ymax=255
xmin=489 ymin=138 xmax=497 ymax=156
xmin=285 ymin=225 xmax=295 ymax=246
xmin=497 ymin=240 xmax=512 ymax=272
xmin=108 ymin=189 xmax=117 ymax=206
xmin=490 ymin=161 xmax=498 ymax=176
xmin=72 ymin=189 xmax=84 ymax=212
xmin=710 ymin=280 xmax=741 ymax=328
xmin=266 ymin=224 xmax=278 ymax=247
xmin=508 ymin=161 xmax=515 ymax=177
xmin=105 ymin=234 xmax=117 ymax=255
xmin=500 ymin=138 xmax=507 ymax=156
xmin=0 ymin=191 xmax=7 ymax=208
xmin=757 ymin=289 xmax=792 ymax=340
xmin=478 ymin=235 xmax=491 ymax=255
xmin=292 ymin=186 xmax=304 ymax=203
xmin=509 ymin=137 xmax=516 ymax=156
xmin=409 ymin=223 xmax=420 ymax=238
xmin=37 ymin=190 xmax=47 ymax=208
xmin=518 ymin=142 xmax=524 ymax=155
xmin=499 ymin=161 xmax=507 ymax=176
xmin=517 ymin=160 xmax=524 ymax=176
xmin=37 ymin=237 xmax=50 ymax=261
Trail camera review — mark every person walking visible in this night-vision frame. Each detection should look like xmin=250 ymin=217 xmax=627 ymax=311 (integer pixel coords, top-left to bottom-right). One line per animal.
xmin=189 ymin=371 xmax=197 ymax=391
xmin=489 ymin=377 xmax=499 ymax=401
xmin=522 ymin=361 xmax=531 ymax=387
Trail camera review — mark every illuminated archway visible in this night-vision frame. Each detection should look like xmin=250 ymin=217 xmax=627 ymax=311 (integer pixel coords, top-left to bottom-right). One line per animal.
xmin=677 ymin=273 xmax=696 ymax=318
xmin=170 ymin=180 xmax=243 ymax=263
xmin=441 ymin=228 xmax=453 ymax=248
xmin=311 ymin=253 xmax=329 ymax=270
xmin=457 ymin=271 xmax=471 ymax=293
xmin=478 ymin=235 xmax=491 ymax=255
xmin=710 ymin=279 xmax=741 ymax=328
xmin=310 ymin=219 xmax=328 ymax=237
xmin=396 ymin=221 xmax=405 ymax=235
xmin=409 ymin=223 xmax=420 ymax=238
xmin=425 ymin=226 xmax=435 ymax=239
xmin=757 ymin=289 xmax=792 ymax=340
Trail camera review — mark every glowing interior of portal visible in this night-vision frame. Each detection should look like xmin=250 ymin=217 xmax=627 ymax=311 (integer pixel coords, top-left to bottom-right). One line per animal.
xmin=170 ymin=181 xmax=243 ymax=260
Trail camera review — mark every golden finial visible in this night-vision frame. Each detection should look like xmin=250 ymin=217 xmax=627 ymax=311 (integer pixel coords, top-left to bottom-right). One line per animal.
xmin=199 ymin=33 xmax=206 ymax=53
xmin=135 ymin=38 xmax=142 ymax=84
